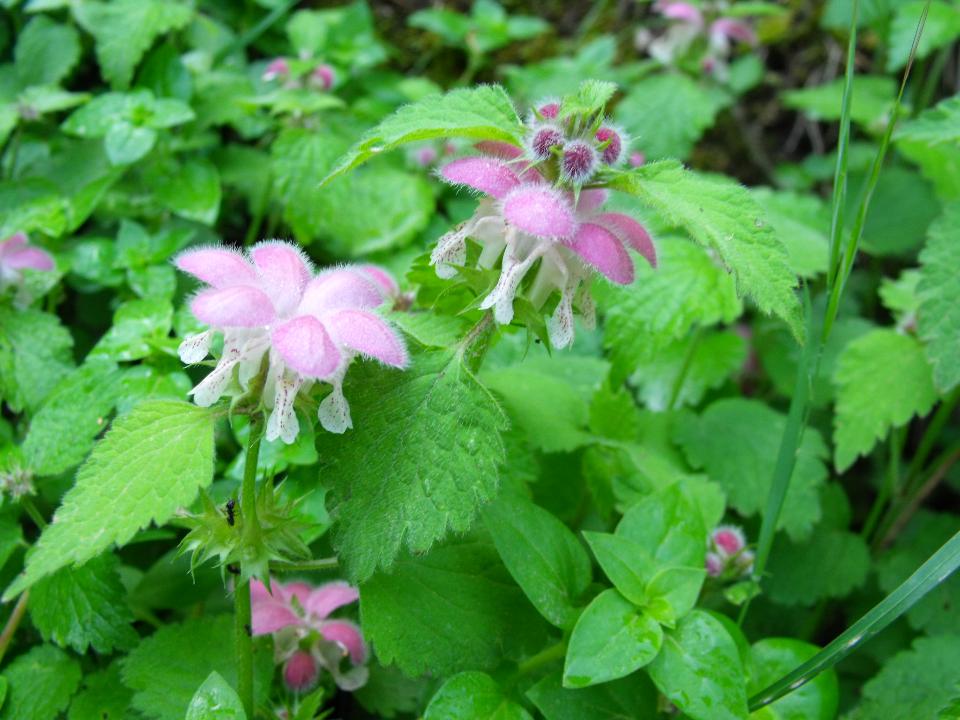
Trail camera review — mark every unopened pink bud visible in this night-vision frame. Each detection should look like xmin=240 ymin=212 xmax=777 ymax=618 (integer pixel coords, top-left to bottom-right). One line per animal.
xmin=415 ymin=146 xmax=438 ymax=167
xmin=528 ymin=125 xmax=564 ymax=161
xmin=283 ymin=651 xmax=319 ymax=692
xmin=629 ymin=151 xmax=645 ymax=167
xmin=705 ymin=552 xmax=723 ymax=578
xmin=560 ymin=141 xmax=598 ymax=184
xmin=712 ymin=526 xmax=746 ymax=557
xmin=311 ymin=64 xmax=335 ymax=91
xmin=263 ymin=58 xmax=290 ymax=82
xmin=595 ymin=126 xmax=624 ymax=165
xmin=539 ymin=102 xmax=560 ymax=119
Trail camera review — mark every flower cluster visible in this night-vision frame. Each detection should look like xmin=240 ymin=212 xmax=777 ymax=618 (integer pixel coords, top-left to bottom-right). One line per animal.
xmin=639 ymin=1 xmax=757 ymax=80
xmin=429 ymin=103 xmax=657 ymax=349
xmin=705 ymin=525 xmax=754 ymax=579
xmin=263 ymin=57 xmax=336 ymax=91
xmin=251 ymin=578 xmax=368 ymax=693
xmin=175 ymin=241 xmax=408 ymax=443
xmin=0 ymin=232 xmax=54 ymax=301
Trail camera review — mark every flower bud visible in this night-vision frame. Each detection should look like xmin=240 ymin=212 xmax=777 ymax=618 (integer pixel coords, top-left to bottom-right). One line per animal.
xmin=263 ymin=58 xmax=290 ymax=82
xmin=595 ymin=126 xmax=624 ymax=165
xmin=705 ymin=552 xmax=724 ymax=578
xmin=560 ymin=141 xmax=598 ymax=185
xmin=283 ymin=651 xmax=319 ymax=693
xmin=538 ymin=101 xmax=560 ymax=119
xmin=711 ymin=525 xmax=746 ymax=557
xmin=629 ymin=151 xmax=645 ymax=167
xmin=310 ymin=64 xmax=335 ymax=91
xmin=527 ymin=124 xmax=564 ymax=161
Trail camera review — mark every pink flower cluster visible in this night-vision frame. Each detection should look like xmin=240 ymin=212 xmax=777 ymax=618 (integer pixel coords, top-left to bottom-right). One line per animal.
xmin=641 ymin=1 xmax=757 ymax=79
xmin=175 ymin=241 xmax=407 ymax=443
xmin=262 ymin=57 xmax=336 ymax=91
xmin=251 ymin=578 xmax=367 ymax=692
xmin=430 ymin=104 xmax=656 ymax=349
xmin=705 ymin=525 xmax=754 ymax=579
xmin=0 ymin=232 xmax=54 ymax=299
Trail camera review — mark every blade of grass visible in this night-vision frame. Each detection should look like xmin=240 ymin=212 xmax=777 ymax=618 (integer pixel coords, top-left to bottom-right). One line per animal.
xmin=748 ymin=528 xmax=960 ymax=711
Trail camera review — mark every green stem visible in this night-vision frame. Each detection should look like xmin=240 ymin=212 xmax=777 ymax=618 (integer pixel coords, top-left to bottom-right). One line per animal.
xmin=861 ymin=426 xmax=904 ymax=540
xmin=513 ymin=640 xmax=567 ymax=680
xmin=902 ymin=385 xmax=960 ymax=493
xmin=215 ymin=0 xmax=299 ymax=64
xmin=235 ymin=413 xmax=264 ymax=720
xmin=0 ymin=590 xmax=30 ymax=665
xmin=668 ymin=325 xmax=703 ymax=410
xmin=458 ymin=312 xmax=496 ymax=374
xmin=271 ymin=557 xmax=339 ymax=573
xmin=21 ymin=496 xmax=47 ymax=530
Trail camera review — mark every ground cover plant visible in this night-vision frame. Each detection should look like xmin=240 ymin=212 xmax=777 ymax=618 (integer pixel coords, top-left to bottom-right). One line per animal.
xmin=0 ymin=0 xmax=958 ymax=718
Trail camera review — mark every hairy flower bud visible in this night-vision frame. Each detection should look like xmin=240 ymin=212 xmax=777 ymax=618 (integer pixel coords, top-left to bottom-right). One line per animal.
xmin=538 ymin=101 xmax=560 ymax=119
xmin=560 ymin=141 xmax=598 ymax=185
xmin=527 ymin=124 xmax=565 ymax=161
xmin=310 ymin=64 xmax=335 ymax=91
xmin=705 ymin=552 xmax=724 ymax=578
xmin=283 ymin=651 xmax=319 ymax=692
xmin=263 ymin=58 xmax=290 ymax=82
xmin=595 ymin=126 xmax=624 ymax=165
xmin=712 ymin=525 xmax=746 ymax=557
xmin=629 ymin=151 xmax=645 ymax=167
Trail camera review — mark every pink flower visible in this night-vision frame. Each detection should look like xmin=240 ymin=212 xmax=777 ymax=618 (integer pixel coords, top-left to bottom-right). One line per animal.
xmin=705 ymin=552 xmax=723 ymax=578
xmin=175 ymin=241 xmax=407 ymax=442
xmin=628 ymin=151 xmax=646 ymax=167
xmin=263 ymin=58 xmax=291 ymax=82
xmin=655 ymin=1 xmax=704 ymax=27
xmin=252 ymin=578 xmax=368 ymax=691
xmin=711 ymin=525 xmax=746 ymax=557
xmin=309 ymin=64 xmax=335 ymax=91
xmin=0 ymin=232 xmax=55 ymax=293
xmin=430 ymin=144 xmax=656 ymax=348
xmin=705 ymin=524 xmax=753 ymax=579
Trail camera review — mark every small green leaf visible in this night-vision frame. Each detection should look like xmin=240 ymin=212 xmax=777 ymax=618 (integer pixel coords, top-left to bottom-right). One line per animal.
xmin=644 ymin=566 xmax=706 ymax=627
xmin=563 ymin=589 xmax=663 ymax=688
xmin=0 ymin=307 xmax=74 ymax=414
xmin=560 ymin=79 xmax=618 ymax=119
xmin=14 ymin=16 xmax=80 ymax=87
xmin=104 ymin=121 xmax=156 ymax=165
xmin=896 ymin=95 xmax=960 ymax=145
xmin=765 ymin=528 xmax=870 ymax=607
xmin=748 ymin=639 xmax=838 ymax=720
xmin=527 ymin=670 xmax=658 ymax=720
xmin=617 ymin=484 xmax=707 ymax=568
xmin=648 ymin=610 xmax=748 ymax=720
xmin=67 ymin=663 xmax=132 ymax=720
xmin=917 ymin=203 xmax=960 ymax=392
xmin=185 ymin=672 xmax=246 ymax=720
xmin=887 ymin=1 xmax=960 ymax=71
xmin=784 ymin=75 xmax=896 ymax=128
xmin=582 ymin=532 xmax=653 ymax=606
xmin=0 ymin=645 xmax=81 ymax=720
xmin=90 ymin=297 xmax=173 ymax=362
xmin=153 ymin=159 xmax=222 ymax=225
xmin=424 ymin=672 xmax=532 ymax=720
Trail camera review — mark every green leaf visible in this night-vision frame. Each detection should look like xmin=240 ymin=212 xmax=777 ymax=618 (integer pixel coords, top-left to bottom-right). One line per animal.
xmin=21 ymin=359 xmax=121 ymax=476
xmin=527 ymin=670 xmax=658 ymax=720
xmin=917 ymin=203 xmax=960 ymax=391
xmin=321 ymin=351 xmax=507 ymax=582
xmin=783 ymin=75 xmax=896 ymax=128
xmin=360 ymin=537 xmax=548 ymax=677
xmin=618 ymin=483 xmax=708 ymax=568
xmin=67 ymin=663 xmax=133 ymax=720
xmin=644 ymin=566 xmax=706 ymax=627
xmin=887 ymin=1 xmax=960 ymax=71
xmin=648 ymin=610 xmax=748 ymax=720
xmin=152 ymin=159 xmax=221 ymax=225
xmin=765 ymin=528 xmax=870 ymax=607
xmin=560 ymin=79 xmax=618 ymax=119
xmin=599 ymin=238 xmax=742 ymax=380
xmin=0 ymin=645 xmax=81 ymax=720
xmin=896 ymin=95 xmax=960 ymax=146
xmin=482 ymin=494 xmax=592 ymax=629
xmin=848 ymin=635 xmax=960 ymax=720
xmin=876 ymin=511 xmax=960 ymax=634
xmin=674 ymin=398 xmax=827 ymax=540
xmin=104 ymin=121 xmax=156 ymax=165
xmin=563 ymin=589 xmax=663 ymax=688
xmin=14 ymin=16 xmax=80 ymax=87
xmin=752 ymin=188 xmax=830 ymax=278
xmin=185 ymin=672 xmax=246 ymax=720
xmin=833 ymin=329 xmax=937 ymax=471
xmin=29 ymin=553 xmax=138 ymax=654
xmin=608 ymin=162 xmax=801 ymax=337
xmin=74 ymin=0 xmax=193 ymax=89
xmin=0 ymin=307 xmax=74 ymax=414
xmin=424 ymin=672 xmax=532 ymax=720
xmin=851 ymin=166 xmax=941 ymax=258
xmin=4 ymin=400 xmax=215 ymax=599
xmin=90 ymin=297 xmax=173 ymax=362
xmin=321 ymin=85 xmax=523 ymax=183
xmin=615 ymin=74 xmax=729 ymax=160
xmin=748 ymin=639 xmax=838 ymax=720
xmin=122 ymin=616 xmax=272 ymax=720
xmin=583 ymin=532 xmax=655 ymax=606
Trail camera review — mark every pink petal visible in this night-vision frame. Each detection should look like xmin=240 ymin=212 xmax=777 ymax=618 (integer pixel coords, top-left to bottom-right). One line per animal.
xmin=250 ymin=241 xmax=312 ymax=314
xmin=252 ymin=600 xmax=300 ymax=635
xmin=0 ymin=232 xmax=28 ymax=256
xmin=305 ymin=582 xmax=359 ymax=620
xmin=298 ymin=270 xmax=384 ymax=316
xmin=4 ymin=246 xmax=54 ymax=271
xmin=356 ymin=265 xmax=398 ymax=298
xmin=502 ymin=185 xmax=577 ymax=239
xmin=175 ymin=247 xmax=259 ymax=288
xmin=251 ymin=578 xmax=278 ymax=604
xmin=271 ymin=315 xmax=342 ymax=378
xmin=474 ymin=141 xmax=524 ymax=160
xmin=576 ymin=189 xmax=608 ymax=214
xmin=439 ymin=157 xmax=521 ymax=200
xmin=325 ymin=310 xmax=408 ymax=368
xmin=568 ymin=223 xmax=634 ymax=284
xmin=595 ymin=213 xmax=657 ymax=267
xmin=659 ymin=2 xmax=703 ymax=25
xmin=319 ymin=620 xmax=367 ymax=664
xmin=711 ymin=18 xmax=756 ymax=44
xmin=281 ymin=581 xmax=313 ymax=608
xmin=191 ymin=285 xmax=276 ymax=327
xmin=283 ymin=651 xmax=319 ymax=691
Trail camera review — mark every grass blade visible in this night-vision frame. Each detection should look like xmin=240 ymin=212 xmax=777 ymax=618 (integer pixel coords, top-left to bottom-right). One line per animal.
xmin=748 ymin=529 xmax=960 ymax=711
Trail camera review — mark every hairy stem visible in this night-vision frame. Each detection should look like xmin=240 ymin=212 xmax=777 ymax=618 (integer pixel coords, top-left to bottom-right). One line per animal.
xmin=0 ymin=590 xmax=30 ymax=665
xmin=271 ymin=557 xmax=340 ymax=573
xmin=21 ymin=496 xmax=47 ymax=530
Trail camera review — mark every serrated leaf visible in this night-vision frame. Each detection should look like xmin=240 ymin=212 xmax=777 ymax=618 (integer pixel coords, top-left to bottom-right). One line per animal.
xmin=322 ymin=85 xmax=523 ymax=183
xmin=4 ymin=400 xmax=215 ymax=599
xmin=360 ymin=537 xmax=548 ymax=677
xmin=897 ymin=95 xmax=960 ymax=146
xmin=0 ymin=307 xmax=74 ymax=414
xmin=424 ymin=672 xmax=532 ymax=720
xmin=67 ymin=663 xmax=132 ymax=720
xmin=74 ymin=0 xmax=193 ymax=89
xmin=648 ymin=610 xmax=748 ymax=720
xmin=833 ymin=329 xmax=937 ymax=472
xmin=608 ymin=162 xmax=801 ymax=337
xmin=752 ymin=188 xmax=830 ymax=278
xmin=0 ymin=645 xmax=81 ymax=720
xmin=122 ymin=616 xmax=272 ymax=720
xmin=90 ymin=297 xmax=173 ymax=362
xmin=674 ymin=398 xmax=827 ymax=540
xmin=482 ymin=494 xmax=592 ymax=629
xmin=321 ymin=351 xmax=507 ymax=582
xmin=29 ymin=553 xmax=138 ymax=654
xmin=14 ymin=16 xmax=80 ymax=87
xmin=600 ymin=238 xmax=742 ymax=380
xmin=152 ymin=159 xmax=221 ymax=225
xmin=185 ymin=672 xmax=245 ymax=720
xmin=765 ymin=528 xmax=870 ymax=606
xmin=21 ymin=359 xmax=121 ymax=476
xmin=560 ymin=79 xmax=617 ymax=119
xmin=527 ymin=670 xmax=658 ymax=720
xmin=918 ymin=203 xmax=960 ymax=391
